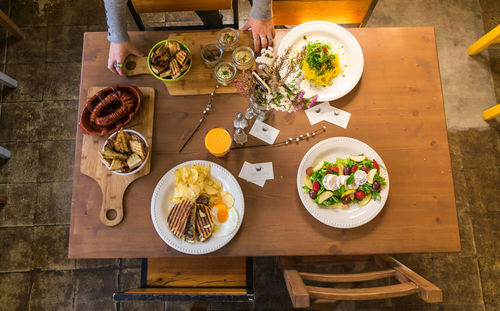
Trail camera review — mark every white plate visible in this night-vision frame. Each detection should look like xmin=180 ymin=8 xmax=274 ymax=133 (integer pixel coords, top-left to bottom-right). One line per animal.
xmin=278 ymin=21 xmax=364 ymax=102
xmin=151 ymin=160 xmax=245 ymax=255
xmin=297 ymin=137 xmax=389 ymax=228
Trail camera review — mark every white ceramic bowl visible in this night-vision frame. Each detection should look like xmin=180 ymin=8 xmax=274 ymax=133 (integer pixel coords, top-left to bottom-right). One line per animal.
xmin=101 ymin=129 xmax=149 ymax=176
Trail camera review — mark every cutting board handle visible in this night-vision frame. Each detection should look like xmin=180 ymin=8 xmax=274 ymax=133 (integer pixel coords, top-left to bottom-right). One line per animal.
xmin=123 ymin=55 xmax=150 ymax=76
xmin=99 ymin=181 xmax=128 ymax=227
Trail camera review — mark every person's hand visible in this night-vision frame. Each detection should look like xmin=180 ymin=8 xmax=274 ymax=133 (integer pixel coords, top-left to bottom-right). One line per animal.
xmin=241 ymin=17 xmax=276 ymax=53
xmin=107 ymin=41 xmax=143 ymax=76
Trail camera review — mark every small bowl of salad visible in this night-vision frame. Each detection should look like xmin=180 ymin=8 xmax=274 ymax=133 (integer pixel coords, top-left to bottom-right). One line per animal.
xmin=303 ymin=154 xmax=387 ymax=209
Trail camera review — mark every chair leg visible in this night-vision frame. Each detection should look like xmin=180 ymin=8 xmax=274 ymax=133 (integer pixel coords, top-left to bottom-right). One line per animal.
xmin=0 ymin=9 xmax=25 ymax=39
xmin=0 ymin=145 xmax=11 ymax=159
xmin=232 ymin=0 xmax=239 ymax=29
xmin=377 ymin=255 xmax=442 ymax=303
xmin=468 ymin=24 xmax=500 ymax=55
xmin=127 ymin=0 xmax=145 ymax=31
xmin=0 ymin=72 xmax=18 ymax=88
xmin=483 ymin=104 xmax=500 ymax=120
xmin=279 ymin=257 xmax=311 ymax=308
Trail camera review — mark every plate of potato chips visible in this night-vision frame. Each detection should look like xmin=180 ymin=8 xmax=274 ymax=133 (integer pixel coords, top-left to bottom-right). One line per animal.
xmin=151 ymin=160 xmax=245 ymax=255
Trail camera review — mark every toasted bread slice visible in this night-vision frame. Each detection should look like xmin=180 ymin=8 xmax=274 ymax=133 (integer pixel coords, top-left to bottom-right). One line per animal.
xmin=167 ymin=40 xmax=180 ymax=56
xmin=126 ymin=153 xmax=143 ymax=170
xmin=195 ymin=203 xmax=214 ymax=242
xmin=151 ymin=64 xmax=167 ymax=75
xmin=114 ymin=129 xmax=130 ymax=153
xmin=159 ymin=69 xmax=171 ymax=78
xmin=169 ymin=59 xmax=181 ymax=78
xmin=109 ymin=159 xmax=125 ymax=171
xmin=167 ymin=200 xmax=193 ymax=240
xmin=129 ymin=139 xmax=146 ymax=159
xmin=100 ymin=149 xmax=128 ymax=161
xmin=176 ymin=49 xmax=189 ymax=67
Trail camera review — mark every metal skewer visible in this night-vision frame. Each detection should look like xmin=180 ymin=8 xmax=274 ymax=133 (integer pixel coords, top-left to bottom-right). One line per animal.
xmin=178 ymin=85 xmax=219 ymax=153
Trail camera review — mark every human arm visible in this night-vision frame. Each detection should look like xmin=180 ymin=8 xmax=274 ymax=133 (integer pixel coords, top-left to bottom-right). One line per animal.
xmin=104 ymin=0 xmax=143 ymax=75
xmin=242 ymin=0 xmax=275 ymax=52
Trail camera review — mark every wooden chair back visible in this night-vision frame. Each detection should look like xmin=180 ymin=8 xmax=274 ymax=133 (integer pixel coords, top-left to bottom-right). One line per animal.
xmin=114 ymin=257 xmax=254 ymax=303
xmin=272 ymin=0 xmax=378 ymax=27
xmin=131 ymin=0 xmax=233 ymax=13
xmin=127 ymin=0 xmax=238 ymax=31
xmin=279 ymin=255 xmax=442 ymax=308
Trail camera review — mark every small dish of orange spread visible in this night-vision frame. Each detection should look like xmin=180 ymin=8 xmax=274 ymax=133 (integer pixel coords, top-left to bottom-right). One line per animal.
xmin=205 ymin=128 xmax=232 ymax=157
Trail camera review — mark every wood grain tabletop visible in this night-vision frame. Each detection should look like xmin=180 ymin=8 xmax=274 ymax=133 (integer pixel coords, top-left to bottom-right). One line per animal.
xmin=69 ymin=28 xmax=460 ymax=258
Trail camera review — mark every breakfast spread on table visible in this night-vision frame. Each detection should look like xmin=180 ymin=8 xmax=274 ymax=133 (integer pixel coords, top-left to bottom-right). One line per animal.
xmin=100 ymin=129 xmax=148 ymax=174
xmin=303 ymin=155 xmax=387 ymax=209
xmin=79 ymin=22 xmax=384 ymax=248
xmin=166 ymin=164 xmax=238 ymax=243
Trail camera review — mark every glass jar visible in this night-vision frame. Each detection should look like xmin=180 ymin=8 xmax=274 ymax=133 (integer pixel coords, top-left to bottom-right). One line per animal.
xmin=232 ymin=46 xmax=255 ymax=71
xmin=245 ymin=93 xmax=273 ymax=121
xmin=200 ymin=44 xmax=223 ymax=68
xmin=217 ymin=27 xmax=239 ymax=51
xmin=214 ymin=62 xmax=237 ymax=86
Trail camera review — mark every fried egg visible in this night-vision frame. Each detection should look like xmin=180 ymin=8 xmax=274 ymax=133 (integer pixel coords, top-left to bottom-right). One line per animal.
xmin=211 ymin=203 xmax=238 ymax=237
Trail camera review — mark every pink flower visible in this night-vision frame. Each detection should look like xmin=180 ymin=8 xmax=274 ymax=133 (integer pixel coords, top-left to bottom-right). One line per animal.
xmin=293 ymin=103 xmax=305 ymax=112
xmin=307 ymin=95 xmax=318 ymax=108
xmin=297 ymin=91 xmax=305 ymax=103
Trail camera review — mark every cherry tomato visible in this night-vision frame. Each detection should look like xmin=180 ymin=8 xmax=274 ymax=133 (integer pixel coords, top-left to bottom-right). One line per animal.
xmin=355 ymin=190 xmax=366 ymax=200
xmin=312 ymin=180 xmax=320 ymax=191
xmin=328 ymin=166 xmax=339 ymax=173
xmin=351 ymin=165 xmax=358 ymax=173
xmin=373 ymin=159 xmax=380 ymax=171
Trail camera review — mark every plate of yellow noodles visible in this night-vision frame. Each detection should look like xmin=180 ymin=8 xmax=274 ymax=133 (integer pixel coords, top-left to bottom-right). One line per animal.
xmin=278 ymin=21 xmax=364 ymax=102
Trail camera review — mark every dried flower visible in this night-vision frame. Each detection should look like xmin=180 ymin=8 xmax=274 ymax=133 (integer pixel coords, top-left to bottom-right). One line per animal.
xmin=234 ymin=71 xmax=253 ymax=97
xmin=236 ymin=47 xmax=316 ymax=113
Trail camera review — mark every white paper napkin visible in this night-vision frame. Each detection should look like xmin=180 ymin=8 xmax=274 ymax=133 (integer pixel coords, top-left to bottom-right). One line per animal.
xmin=238 ymin=161 xmax=274 ymax=187
xmin=249 ymin=120 xmax=280 ymax=144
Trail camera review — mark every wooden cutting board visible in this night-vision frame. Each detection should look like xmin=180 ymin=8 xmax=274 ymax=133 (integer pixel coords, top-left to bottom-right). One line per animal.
xmin=123 ymin=30 xmax=254 ymax=96
xmin=80 ymin=86 xmax=155 ymax=227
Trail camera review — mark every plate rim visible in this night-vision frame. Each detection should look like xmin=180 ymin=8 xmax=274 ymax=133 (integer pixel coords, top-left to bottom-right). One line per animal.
xmin=151 ymin=160 xmax=245 ymax=255
xmin=296 ymin=137 xmax=390 ymax=228
xmin=277 ymin=20 xmax=364 ymax=102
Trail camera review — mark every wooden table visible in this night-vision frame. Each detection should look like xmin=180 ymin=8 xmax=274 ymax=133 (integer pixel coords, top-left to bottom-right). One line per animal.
xmin=69 ymin=28 xmax=460 ymax=258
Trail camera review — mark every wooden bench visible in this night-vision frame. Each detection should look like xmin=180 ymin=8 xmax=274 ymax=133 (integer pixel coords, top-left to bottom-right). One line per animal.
xmin=114 ymin=257 xmax=254 ymax=304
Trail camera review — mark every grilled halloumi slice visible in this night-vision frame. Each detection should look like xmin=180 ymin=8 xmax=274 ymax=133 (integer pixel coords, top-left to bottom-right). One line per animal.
xmin=195 ymin=203 xmax=214 ymax=242
xmin=167 ymin=200 xmax=193 ymax=240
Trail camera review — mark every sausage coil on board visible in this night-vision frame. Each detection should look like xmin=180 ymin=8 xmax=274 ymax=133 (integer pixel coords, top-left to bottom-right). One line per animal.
xmin=79 ymin=85 xmax=143 ymax=136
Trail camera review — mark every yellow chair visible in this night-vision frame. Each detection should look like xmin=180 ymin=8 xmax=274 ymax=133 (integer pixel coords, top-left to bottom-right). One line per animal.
xmin=468 ymin=25 xmax=500 ymax=120
xmin=468 ymin=24 xmax=500 ymax=55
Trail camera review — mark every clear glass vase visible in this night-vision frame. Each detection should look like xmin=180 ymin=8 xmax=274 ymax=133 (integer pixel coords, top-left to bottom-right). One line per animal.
xmin=245 ymin=94 xmax=273 ymax=121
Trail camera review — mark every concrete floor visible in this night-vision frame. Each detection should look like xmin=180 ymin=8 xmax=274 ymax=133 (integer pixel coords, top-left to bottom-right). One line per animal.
xmin=0 ymin=0 xmax=499 ymax=310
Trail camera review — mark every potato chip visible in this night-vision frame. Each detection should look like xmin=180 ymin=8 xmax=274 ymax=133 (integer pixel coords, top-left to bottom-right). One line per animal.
xmin=170 ymin=164 xmax=233 ymax=206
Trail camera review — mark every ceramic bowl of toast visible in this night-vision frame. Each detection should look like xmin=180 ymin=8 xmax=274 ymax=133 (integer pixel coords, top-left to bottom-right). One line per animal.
xmin=148 ymin=39 xmax=192 ymax=82
xmin=100 ymin=129 xmax=149 ymax=176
